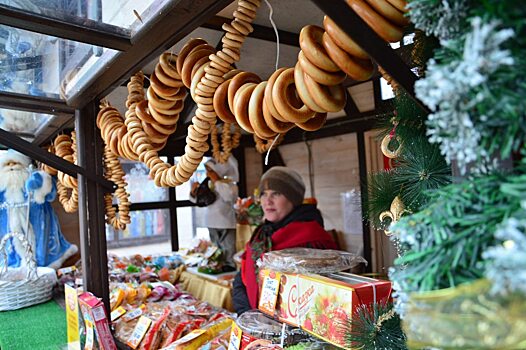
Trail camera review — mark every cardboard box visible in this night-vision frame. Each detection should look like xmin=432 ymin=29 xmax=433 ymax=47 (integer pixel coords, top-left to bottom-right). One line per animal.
xmin=78 ymin=292 xmax=117 ymax=350
xmin=298 ymin=273 xmax=392 ymax=348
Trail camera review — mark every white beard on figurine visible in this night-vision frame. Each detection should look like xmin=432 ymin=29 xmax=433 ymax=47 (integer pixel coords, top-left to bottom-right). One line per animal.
xmin=0 ymin=150 xmax=77 ymax=269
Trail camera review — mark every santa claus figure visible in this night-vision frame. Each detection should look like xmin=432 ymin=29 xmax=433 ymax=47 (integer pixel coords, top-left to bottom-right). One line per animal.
xmin=0 ymin=149 xmax=77 ymax=269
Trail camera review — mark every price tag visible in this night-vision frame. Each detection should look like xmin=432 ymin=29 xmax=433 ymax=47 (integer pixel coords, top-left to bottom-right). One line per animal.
xmin=171 ymin=329 xmax=206 ymax=346
xmin=110 ymin=306 xmax=127 ymax=322
xmin=227 ymin=322 xmax=242 ymax=350
xmin=258 ymin=271 xmax=281 ymax=314
xmin=126 ymin=316 xmax=152 ymax=349
xmin=204 ymin=246 xmax=219 ymax=259
xmin=58 ymin=265 xmax=76 ymax=276
xmin=122 ymin=306 xmax=144 ymax=322
xmin=85 ymin=320 xmax=94 ymax=350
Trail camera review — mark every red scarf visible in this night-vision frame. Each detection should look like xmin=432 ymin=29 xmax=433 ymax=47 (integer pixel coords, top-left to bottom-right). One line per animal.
xmin=241 ymin=220 xmax=337 ymax=309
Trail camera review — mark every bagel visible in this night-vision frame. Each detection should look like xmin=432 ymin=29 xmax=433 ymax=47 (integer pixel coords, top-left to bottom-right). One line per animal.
xmin=147 ymin=86 xmax=177 ymax=110
xmin=386 ymin=0 xmax=408 ymax=13
xmin=272 ymin=68 xmax=315 ymax=123
xmin=364 ymin=0 xmax=409 ymax=26
xmin=262 ymin=97 xmax=295 ymax=133
xmin=248 ymin=82 xmax=278 ymax=139
xmin=150 ymin=72 xmax=181 ymax=97
xmin=190 ymin=63 xmax=209 ymax=101
xmin=214 ymin=79 xmax=237 ymax=123
xmin=176 ymin=38 xmax=208 ymax=75
xmin=150 ymin=103 xmax=181 ymax=125
xmin=136 ymin=100 xmax=157 ymax=124
xmin=159 ymin=52 xmax=181 ymax=80
xmin=297 ymin=112 xmax=327 ymax=131
xmin=299 ymin=25 xmax=340 ymax=72
xmin=322 ymin=32 xmax=374 ymax=81
xmin=182 ymin=47 xmax=214 ymax=87
xmin=293 ymin=62 xmax=325 ymax=113
xmin=298 ymin=50 xmax=346 ymax=86
xmin=228 ymin=72 xmax=261 ymax=114
xmin=233 ymin=83 xmax=257 ymax=133
xmin=303 ymin=72 xmax=347 ymax=113
xmin=155 ymin=63 xmax=181 ymax=87
xmin=264 ymin=68 xmax=289 ymax=122
xmin=151 ymin=120 xmax=177 ymax=135
xmin=191 ymin=56 xmax=212 ymax=82
xmin=323 ymin=16 xmax=369 ymax=59
xmin=345 ymin=0 xmax=404 ymax=42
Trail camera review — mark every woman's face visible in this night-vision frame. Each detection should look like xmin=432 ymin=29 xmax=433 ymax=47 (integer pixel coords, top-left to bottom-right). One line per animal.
xmin=260 ymin=189 xmax=294 ymax=223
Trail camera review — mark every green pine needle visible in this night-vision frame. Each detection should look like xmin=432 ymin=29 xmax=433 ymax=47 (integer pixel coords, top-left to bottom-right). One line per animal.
xmin=342 ymin=300 xmax=407 ymax=350
xmin=394 ymin=136 xmax=451 ymax=211
xmin=366 ymin=170 xmax=401 ymax=229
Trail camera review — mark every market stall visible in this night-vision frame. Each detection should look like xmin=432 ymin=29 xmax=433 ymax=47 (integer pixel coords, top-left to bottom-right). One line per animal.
xmin=0 ymin=0 xmax=525 ymax=349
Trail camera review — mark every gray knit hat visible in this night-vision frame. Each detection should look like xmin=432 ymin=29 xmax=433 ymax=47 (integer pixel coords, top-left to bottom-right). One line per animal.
xmin=259 ymin=166 xmax=305 ymax=207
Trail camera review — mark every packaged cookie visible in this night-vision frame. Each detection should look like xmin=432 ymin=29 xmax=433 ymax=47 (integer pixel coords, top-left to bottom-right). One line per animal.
xmin=257 ymin=248 xmax=366 ymax=274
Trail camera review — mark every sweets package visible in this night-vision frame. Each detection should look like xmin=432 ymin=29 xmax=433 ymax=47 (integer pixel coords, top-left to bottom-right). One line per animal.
xmin=78 ymin=292 xmax=117 ymax=350
xmin=257 ymin=248 xmax=366 ymax=274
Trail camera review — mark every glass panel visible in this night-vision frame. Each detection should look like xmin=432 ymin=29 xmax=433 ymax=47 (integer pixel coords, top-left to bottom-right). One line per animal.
xmin=122 ymin=159 xmax=169 ymax=203
xmin=0 ymin=24 xmax=118 ymax=99
xmin=0 ymin=0 xmax=168 ymax=32
xmin=0 ymin=108 xmax=54 ymax=136
xmin=177 ymin=207 xmax=210 ymax=249
xmin=106 ymin=208 xmax=170 ymax=242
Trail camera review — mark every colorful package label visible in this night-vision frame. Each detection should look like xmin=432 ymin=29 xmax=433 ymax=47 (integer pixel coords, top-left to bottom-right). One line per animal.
xmin=258 ymin=271 xmax=281 ymax=314
xmin=227 ymin=322 xmax=242 ymax=350
xmin=65 ymin=284 xmax=80 ymax=350
xmin=85 ymin=320 xmax=94 ymax=350
xmin=127 ymin=316 xmax=152 ymax=349
xmin=110 ymin=306 xmax=127 ymax=322
xmin=122 ymin=306 xmax=144 ymax=322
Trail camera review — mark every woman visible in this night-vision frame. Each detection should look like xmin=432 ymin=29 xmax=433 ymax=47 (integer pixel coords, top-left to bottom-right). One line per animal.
xmin=232 ymin=166 xmax=337 ymax=314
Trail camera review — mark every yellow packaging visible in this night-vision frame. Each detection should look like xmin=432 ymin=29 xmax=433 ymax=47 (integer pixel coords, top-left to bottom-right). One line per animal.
xmin=65 ymin=284 xmax=81 ymax=350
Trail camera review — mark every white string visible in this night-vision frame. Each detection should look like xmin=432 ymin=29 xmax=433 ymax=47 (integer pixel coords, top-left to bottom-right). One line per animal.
xmin=280 ymin=322 xmax=286 ymax=348
xmin=264 ymin=134 xmax=281 ymax=165
xmin=264 ymin=0 xmax=280 ymax=71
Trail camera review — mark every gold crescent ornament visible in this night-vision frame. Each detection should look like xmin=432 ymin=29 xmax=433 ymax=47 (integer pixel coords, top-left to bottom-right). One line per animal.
xmin=379 ymin=196 xmax=408 ymax=235
xmin=380 ymin=134 xmax=402 ymax=159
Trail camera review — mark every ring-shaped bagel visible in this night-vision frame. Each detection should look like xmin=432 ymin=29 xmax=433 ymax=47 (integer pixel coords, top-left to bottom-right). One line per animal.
xmin=214 ymin=79 xmax=237 ymax=123
xmin=233 ymin=83 xmax=257 ymax=133
xmin=228 ymin=72 xmax=261 ymax=114
xmin=136 ymin=100 xmax=157 ymax=124
xmin=147 ymin=87 xmax=177 ymax=110
xmin=303 ymin=72 xmax=346 ymax=113
xmin=248 ymin=82 xmax=278 ymax=139
xmin=365 ymin=0 xmax=409 ymax=26
xmin=159 ymin=53 xmax=180 ymax=79
xmin=298 ymin=50 xmax=346 ymax=86
xmin=190 ymin=63 xmax=210 ymax=101
xmin=293 ymin=62 xmax=326 ymax=113
xmin=322 ymin=16 xmax=369 ymax=59
xmin=322 ymin=32 xmax=374 ymax=81
xmin=264 ymin=68 xmax=289 ymax=122
xmin=191 ymin=56 xmax=212 ymax=83
xmin=142 ymin=121 xmax=168 ymax=143
xmin=386 ymin=0 xmax=408 ymax=13
xmin=272 ymin=68 xmax=315 ymax=123
xmin=155 ymin=63 xmax=181 ymax=87
xmin=176 ymin=38 xmax=208 ymax=75
xmin=151 ymin=120 xmax=177 ymax=135
xmin=150 ymin=73 xmax=181 ymax=97
xmin=345 ymin=0 xmax=404 ymax=42
xmin=296 ymin=112 xmax=327 ymax=131
xmin=299 ymin=25 xmax=340 ymax=72
xmin=262 ymin=98 xmax=295 ymax=133
xmin=182 ymin=48 xmax=214 ymax=88
xmin=150 ymin=104 xmax=181 ymax=126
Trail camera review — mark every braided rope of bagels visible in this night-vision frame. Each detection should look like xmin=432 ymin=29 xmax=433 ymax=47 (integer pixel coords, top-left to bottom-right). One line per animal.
xmin=103 ymin=144 xmax=131 ymax=230
xmin=40 ymin=144 xmax=58 ymax=176
xmin=54 ymin=133 xmax=79 ymax=213
xmin=120 ymin=0 xmax=261 ymax=187
xmin=211 ymin=122 xmax=241 ymax=163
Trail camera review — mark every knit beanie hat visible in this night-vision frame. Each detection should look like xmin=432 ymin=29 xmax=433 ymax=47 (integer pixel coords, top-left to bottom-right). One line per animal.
xmin=259 ymin=166 xmax=305 ymax=207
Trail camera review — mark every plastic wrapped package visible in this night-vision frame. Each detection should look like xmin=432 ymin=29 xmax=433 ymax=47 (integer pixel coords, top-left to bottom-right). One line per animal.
xmin=257 ymin=248 xmax=367 ymax=274
xmin=236 ymin=311 xmax=310 ymax=348
xmin=403 ymin=279 xmax=526 ymax=349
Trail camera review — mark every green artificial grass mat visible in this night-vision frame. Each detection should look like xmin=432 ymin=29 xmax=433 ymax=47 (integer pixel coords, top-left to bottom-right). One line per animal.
xmin=0 ymin=300 xmax=67 ymax=350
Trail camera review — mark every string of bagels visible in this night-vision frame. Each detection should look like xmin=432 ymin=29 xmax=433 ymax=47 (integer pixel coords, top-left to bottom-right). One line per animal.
xmin=95 ymin=0 xmax=409 ymax=188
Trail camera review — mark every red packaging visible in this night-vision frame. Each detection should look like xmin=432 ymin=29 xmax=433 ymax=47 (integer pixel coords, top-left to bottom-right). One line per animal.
xmin=78 ymin=292 xmax=117 ymax=350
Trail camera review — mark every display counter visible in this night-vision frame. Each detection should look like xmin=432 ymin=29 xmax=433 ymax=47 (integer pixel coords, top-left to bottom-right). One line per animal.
xmin=178 ymin=267 xmax=236 ymax=312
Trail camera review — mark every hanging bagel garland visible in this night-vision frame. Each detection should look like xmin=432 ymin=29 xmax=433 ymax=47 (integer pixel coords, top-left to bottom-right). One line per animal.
xmin=54 ymin=132 xmax=79 ymax=213
xmin=103 ymin=145 xmax=131 ymax=231
xmin=40 ymin=144 xmax=58 ymax=176
xmin=95 ymin=0 xmax=410 ymax=183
